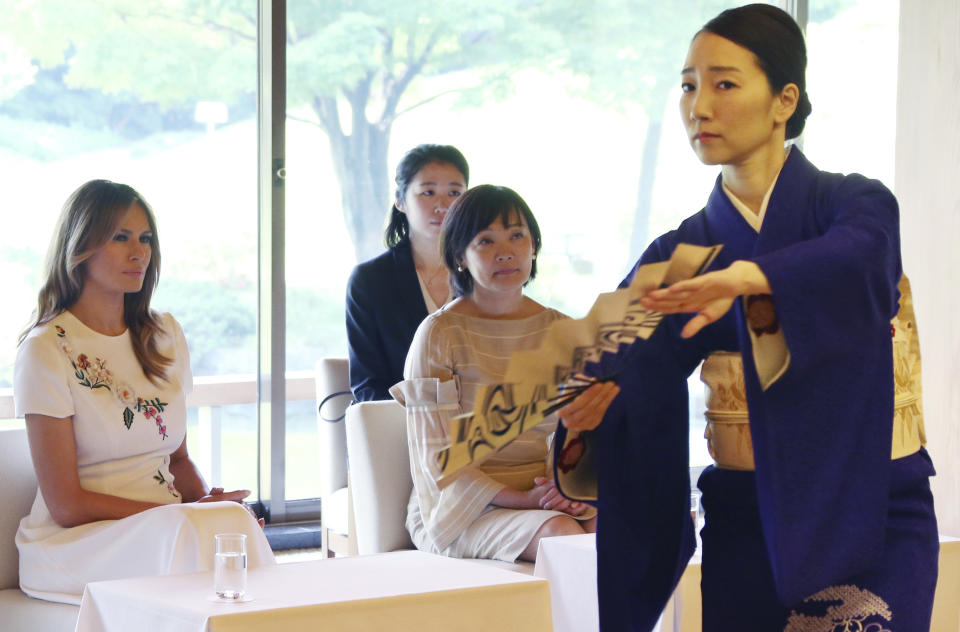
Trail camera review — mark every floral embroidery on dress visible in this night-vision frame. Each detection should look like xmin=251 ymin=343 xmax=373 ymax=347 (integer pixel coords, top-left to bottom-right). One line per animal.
xmin=152 ymin=469 xmax=180 ymax=498
xmin=73 ymin=354 xmax=113 ymax=390
xmin=784 ymin=584 xmax=892 ymax=632
xmin=55 ymin=325 xmax=170 ymax=439
xmin=136 ymin=397 xmax=169 ymax=439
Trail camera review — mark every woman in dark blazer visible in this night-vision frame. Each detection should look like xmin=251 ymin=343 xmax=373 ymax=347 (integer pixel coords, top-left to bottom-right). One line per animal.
xmin=346 ymin=144 xmax=469 ymax=401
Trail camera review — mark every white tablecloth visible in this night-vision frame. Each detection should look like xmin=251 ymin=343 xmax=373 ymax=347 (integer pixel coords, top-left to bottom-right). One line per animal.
xmin=533 ymin=533 xmax=600 ymax=632
xmin=76 ymin=550 xmax=552 ymax=632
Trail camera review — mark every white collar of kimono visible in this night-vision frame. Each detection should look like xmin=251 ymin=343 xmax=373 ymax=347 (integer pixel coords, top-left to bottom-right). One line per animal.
xmin=721 ymin=147 xmax=790 ymax=233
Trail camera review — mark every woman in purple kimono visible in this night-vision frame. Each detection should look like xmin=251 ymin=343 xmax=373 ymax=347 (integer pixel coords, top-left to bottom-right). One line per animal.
xmin=566 ymin=5 xmax=938 ymax=631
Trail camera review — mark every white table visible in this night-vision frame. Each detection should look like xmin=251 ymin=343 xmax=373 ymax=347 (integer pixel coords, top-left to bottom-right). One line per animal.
xmin=534 ymin=533 xmax=600 ymax=632
xmin=76 ymin=550 xmax=552 ymax=632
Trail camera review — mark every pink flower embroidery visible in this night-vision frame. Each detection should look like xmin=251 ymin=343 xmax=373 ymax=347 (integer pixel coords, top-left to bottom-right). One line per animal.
xmin=136 ymin=398 xmax=169 ymax=439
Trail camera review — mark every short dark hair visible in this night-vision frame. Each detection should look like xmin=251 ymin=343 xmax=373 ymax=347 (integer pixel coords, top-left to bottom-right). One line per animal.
xmin=441 ymin=184 xmax=542 ymax=297
xmin=701 ymin=3 xmax=812 ymax=140
xmin=384 ymin=144 xmax=470 ymax=249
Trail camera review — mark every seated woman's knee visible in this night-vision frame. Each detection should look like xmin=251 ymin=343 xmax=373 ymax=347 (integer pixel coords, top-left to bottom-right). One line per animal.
xmin=539 ymin=515 xmax=585 ymax=538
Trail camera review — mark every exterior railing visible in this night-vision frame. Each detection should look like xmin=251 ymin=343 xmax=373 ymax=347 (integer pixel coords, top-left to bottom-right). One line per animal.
xmin=0 ymin=370 xmax=316 ymax=487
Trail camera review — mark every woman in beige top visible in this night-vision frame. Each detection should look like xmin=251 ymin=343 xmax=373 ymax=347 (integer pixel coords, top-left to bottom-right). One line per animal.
xmin=391 ymin=184 xmax=619 ymax=563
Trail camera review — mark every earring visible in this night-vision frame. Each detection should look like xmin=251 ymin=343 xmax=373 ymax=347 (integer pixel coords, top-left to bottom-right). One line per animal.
xmin=457 ymin=265 xmax=464 ymax=272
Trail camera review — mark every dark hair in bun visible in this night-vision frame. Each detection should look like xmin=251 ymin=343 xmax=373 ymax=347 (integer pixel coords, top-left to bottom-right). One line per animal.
xmin=702 ymin=3 xmax=812 ymax=139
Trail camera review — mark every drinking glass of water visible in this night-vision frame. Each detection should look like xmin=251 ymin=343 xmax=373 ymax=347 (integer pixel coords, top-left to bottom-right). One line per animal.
xmin=214 ymin=533 xmax=247 ymax=600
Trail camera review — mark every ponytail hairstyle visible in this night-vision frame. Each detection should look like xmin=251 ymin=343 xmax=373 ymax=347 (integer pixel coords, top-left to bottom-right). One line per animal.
xmin=384 ymin=144 xmax=470 ymax=249
xmin=21 ymin=179 xmax=172 ymax=383
xmin=702 ymin=3 xmax=813 ymax=139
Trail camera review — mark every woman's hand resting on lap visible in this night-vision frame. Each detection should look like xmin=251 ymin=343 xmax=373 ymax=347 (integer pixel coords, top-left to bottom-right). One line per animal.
xmin=197 ymin=487 xmax=265 ymax=527
xmin=531 ymin=477 xmax=587 ymax=516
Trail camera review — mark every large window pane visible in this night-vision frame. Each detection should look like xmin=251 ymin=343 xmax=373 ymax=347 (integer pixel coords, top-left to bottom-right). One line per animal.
xmin=0 ymin=0 xmax=259 ymax=492
xmin=803 ymin=0 xmax=898 ymax=187
xmin=283 ymin=1 xmax=752 ymax=481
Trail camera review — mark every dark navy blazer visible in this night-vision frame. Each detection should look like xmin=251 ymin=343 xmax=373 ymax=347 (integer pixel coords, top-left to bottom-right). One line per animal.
xmin=345 ymin=240 xmax=429 ymax=401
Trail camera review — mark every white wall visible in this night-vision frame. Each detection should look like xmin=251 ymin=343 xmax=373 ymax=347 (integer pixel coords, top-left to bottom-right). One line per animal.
xmin=896 ymin=0 xmax=960 ymax=537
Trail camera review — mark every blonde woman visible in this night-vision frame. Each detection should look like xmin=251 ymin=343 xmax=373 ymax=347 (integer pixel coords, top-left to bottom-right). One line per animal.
xmin=14 ymin=180 xmax=273 ymax=605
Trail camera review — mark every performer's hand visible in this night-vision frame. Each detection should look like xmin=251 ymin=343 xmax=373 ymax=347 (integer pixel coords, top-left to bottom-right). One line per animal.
xmin=640 ymin=260 xmax=771 ymax=338
xmin=558 ymin=381 xmax=620 ymax=431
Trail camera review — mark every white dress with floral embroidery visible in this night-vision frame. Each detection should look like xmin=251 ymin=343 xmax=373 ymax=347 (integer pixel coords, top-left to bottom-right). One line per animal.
xmin=13 ymin=310 xmax=273 ymax=605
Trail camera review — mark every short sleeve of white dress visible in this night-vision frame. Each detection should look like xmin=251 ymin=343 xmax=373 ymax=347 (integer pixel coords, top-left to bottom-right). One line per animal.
xmin=164 ymin=312 xmax=194 ymax=396
xmin=14 ymin=326 xmax=75 ymax=419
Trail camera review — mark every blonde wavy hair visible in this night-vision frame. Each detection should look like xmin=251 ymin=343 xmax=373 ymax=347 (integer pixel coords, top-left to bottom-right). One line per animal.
xmin=21 ymin=179 xmax=172 ymax=383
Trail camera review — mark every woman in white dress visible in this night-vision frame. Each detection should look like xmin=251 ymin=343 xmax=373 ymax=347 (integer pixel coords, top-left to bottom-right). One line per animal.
xmin=14 ymin=179 xmax=273 ymax=605
xmin=392 ymin=184 xmax=620 ymax=563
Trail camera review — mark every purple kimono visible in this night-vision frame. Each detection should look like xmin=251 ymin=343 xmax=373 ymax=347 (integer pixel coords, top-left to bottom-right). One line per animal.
xmin=587 ymin=149 xmax=937 ymax=631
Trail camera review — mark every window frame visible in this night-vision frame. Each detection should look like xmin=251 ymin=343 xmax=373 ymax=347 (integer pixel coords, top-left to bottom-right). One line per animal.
xmin=253 ymin=0 xmax=813 ymax=526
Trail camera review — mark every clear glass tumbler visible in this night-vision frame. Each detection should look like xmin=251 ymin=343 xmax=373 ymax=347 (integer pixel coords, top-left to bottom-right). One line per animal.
xmin=214 ymin=533 xmax=247 ymax=600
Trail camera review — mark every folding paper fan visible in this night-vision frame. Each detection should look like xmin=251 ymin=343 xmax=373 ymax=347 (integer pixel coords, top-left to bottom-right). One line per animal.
xmin=433 ymin=243 xmax=722 ymax=488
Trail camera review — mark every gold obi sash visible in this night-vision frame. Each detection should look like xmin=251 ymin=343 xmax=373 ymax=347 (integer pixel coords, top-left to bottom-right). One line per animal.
xmin=701 ymin=275 xmax=926 ymax=471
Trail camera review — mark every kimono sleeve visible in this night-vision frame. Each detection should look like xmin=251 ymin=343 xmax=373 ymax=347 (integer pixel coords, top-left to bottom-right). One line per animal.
xmin=754 ymin=175 xmax=902 ymax=358
xmin=14 ymin=328 xmax=74 ymax=419
xmin=745 ymin=174 xmax=903 ymax=605
xmin=589 ymin=227 xmax=713 ymax=632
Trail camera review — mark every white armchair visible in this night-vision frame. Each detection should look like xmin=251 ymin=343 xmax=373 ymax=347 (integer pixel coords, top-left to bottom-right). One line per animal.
xmin=344 ymin=400 xmax=533 ymax=573
xmin=314 ymin=358 xmax=356 ymax=557
xmin=0 ymin=428 xmax=79 ymax=630
xmin=343 ymin=400 xmax=414 ymax=554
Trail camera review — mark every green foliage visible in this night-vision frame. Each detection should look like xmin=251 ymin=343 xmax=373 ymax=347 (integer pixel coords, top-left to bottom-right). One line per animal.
xmin=286 ymin=10 xmax=384 ymax=103
xmin=286 ymin=285 xmax=348 ymax=371
xmin=0 ymin=67 xmax=203 ymax=145
xmin=152 ymin=278 xmax=256 ymax=376
xmin=2 ymin=0 xmax=738 ymax=261
xmin=546 ymin=0 xmax=733 ymax=112
xmin=285 ymin=0 xmax=570 ymax=115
